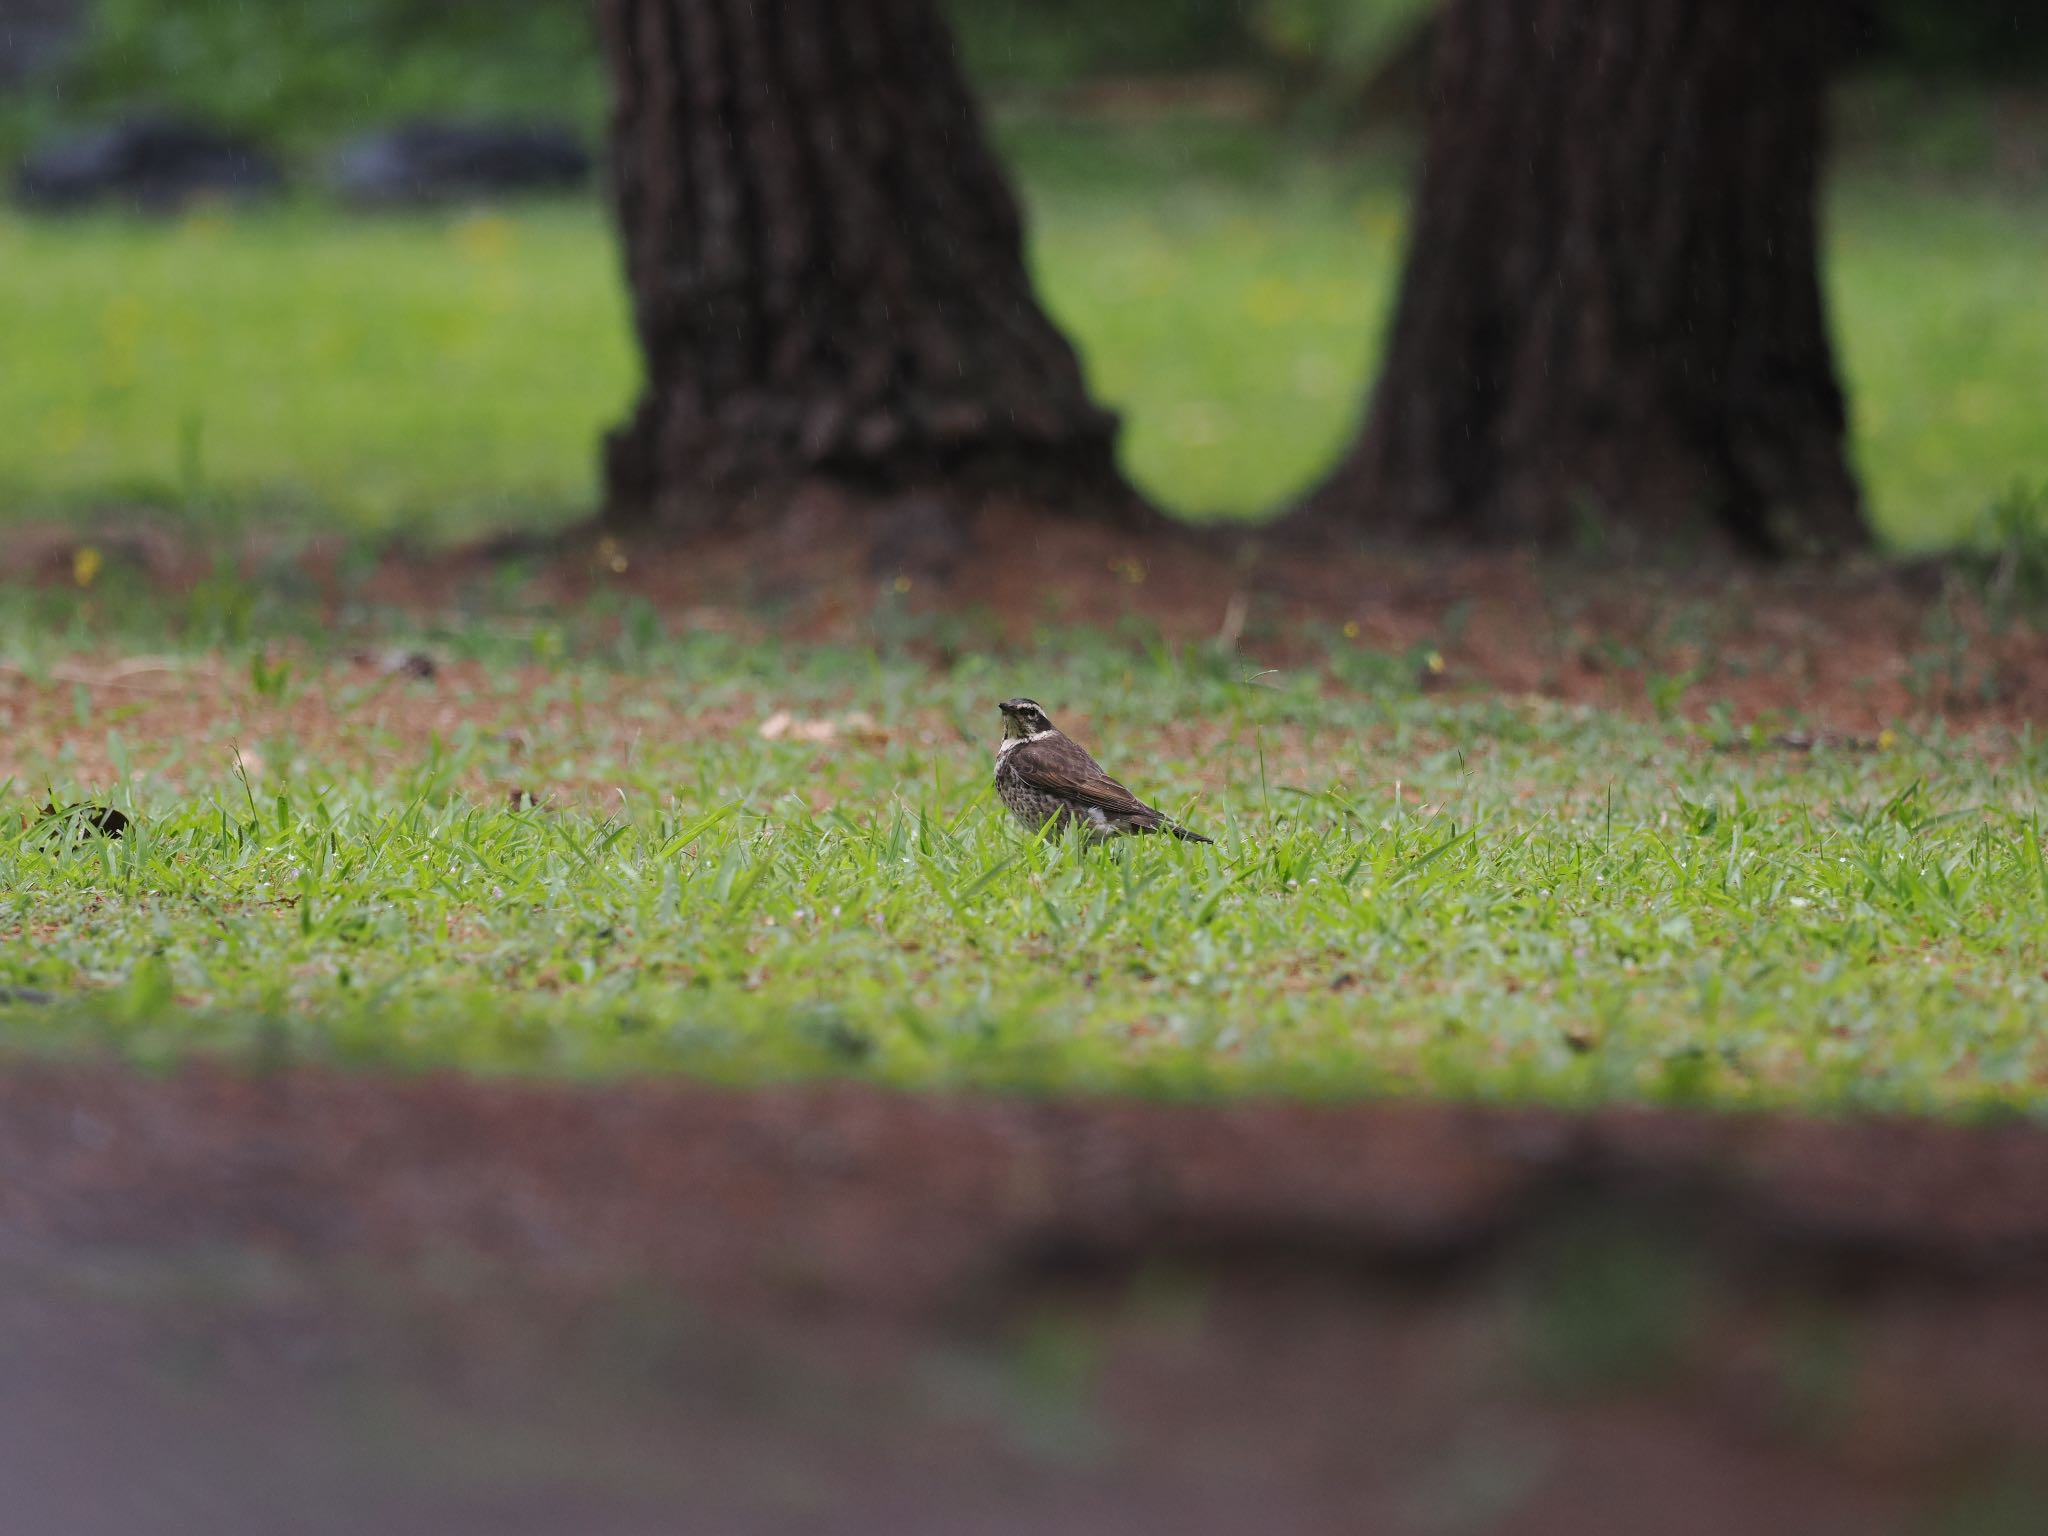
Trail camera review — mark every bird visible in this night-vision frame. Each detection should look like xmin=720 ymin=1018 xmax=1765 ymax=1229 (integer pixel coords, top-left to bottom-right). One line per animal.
xmin=993 ymin=697 xmax=1211 ymax=843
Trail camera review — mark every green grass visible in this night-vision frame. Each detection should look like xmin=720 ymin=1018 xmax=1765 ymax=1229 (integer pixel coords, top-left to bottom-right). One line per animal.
xmin=1 ymin=119 xmax=2043 ymax=546
xmin=3 ymin=581 xmax=2046 ymax=1115
xmin=0 ymin=204 xmax=632 ymax=540
xmin=3 ymin=113 xmax=2047 ymax=1112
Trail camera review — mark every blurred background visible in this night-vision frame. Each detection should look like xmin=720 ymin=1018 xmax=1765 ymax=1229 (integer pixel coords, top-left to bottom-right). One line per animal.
xmin=1 ymin=0 xmax=2043 ymax=546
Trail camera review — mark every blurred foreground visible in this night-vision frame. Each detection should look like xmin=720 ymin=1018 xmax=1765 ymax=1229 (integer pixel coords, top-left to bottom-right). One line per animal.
xmin=6 ymin=1065 xmax=2047 ymax=1536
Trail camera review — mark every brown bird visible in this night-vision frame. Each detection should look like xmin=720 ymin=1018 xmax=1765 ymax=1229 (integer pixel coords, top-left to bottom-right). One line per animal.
xmin=993 ymin=698 xmax=1211 ymax=843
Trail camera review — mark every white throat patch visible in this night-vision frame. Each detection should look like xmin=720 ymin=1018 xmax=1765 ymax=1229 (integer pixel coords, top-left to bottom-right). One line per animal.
xmin=996 ymin=729 xmax=1055 ymax=757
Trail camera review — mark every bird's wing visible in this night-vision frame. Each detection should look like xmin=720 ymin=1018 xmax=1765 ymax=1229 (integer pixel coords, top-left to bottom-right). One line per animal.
xmin=1009 ymin=738 xmax=1162 ymax=822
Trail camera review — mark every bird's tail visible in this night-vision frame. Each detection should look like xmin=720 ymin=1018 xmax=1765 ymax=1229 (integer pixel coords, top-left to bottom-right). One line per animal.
xmin=1132 ymin=806 xmax=1212 ymax=843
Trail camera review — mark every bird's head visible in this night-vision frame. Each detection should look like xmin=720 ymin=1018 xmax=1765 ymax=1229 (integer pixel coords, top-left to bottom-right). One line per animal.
xmin=998 ymin=697 xmax=1054 ymax=740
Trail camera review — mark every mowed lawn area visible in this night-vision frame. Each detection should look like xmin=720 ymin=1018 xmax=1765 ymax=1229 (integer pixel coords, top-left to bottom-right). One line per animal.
xmin=1 ymin=119 xmax=2043 ymax=545
xmin=3 ymin=579 xmax=2046 ymax=1116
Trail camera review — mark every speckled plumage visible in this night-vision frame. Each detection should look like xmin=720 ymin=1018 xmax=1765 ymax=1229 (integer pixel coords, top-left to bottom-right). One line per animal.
xmin=993 ymin=698 xmax=1211 ymax=843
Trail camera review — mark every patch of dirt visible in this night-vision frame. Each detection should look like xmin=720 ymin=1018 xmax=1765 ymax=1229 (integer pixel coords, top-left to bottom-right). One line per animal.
xmin=506 ymin=503 xmax=2048 ymax=735
xmin=12 ymin=505 xmax=2039 ymax=739
xmin=4 ymin=1065 xmax=2048 ymax=1534
xmin=0 ymin=649 xmax=748 ymax=799
xmin=0 ymin=644 xmax=1495 ymax=814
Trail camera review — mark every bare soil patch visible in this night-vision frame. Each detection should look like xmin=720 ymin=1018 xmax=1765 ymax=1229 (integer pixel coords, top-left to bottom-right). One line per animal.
xmin=12 ymin=509 xmax=2042 ymax=737
xmin=17 ymin=509 xmax=2034 ymax=798
xmin=5 ymin=1064 xmax=2048 ymax=1535
xmin=518 ymin=506 xmax=2048 ymax=734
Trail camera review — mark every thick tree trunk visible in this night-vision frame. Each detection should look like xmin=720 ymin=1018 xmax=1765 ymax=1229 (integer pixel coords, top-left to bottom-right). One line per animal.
xmin=1299 ymin=0 xmax=1870 ymax=557
xmin=594 ymin=0 xmax=1140 ymax=531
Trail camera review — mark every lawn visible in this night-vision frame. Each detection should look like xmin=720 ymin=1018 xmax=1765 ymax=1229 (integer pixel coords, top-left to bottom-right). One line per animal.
xmin=5 ymin=115 xmax=2048 ymax=1119
xmin=1 ymin=118 xmax=2043 ymax=546
xmin=4 ymin=566 xmax=2046 ymax=1117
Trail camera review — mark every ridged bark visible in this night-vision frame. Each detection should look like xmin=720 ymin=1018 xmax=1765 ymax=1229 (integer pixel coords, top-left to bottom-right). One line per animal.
xmin=595 ymin=0 xmax=1140 ymax=530
xmin=1300 ymin=0 xmax=1869 ymax=556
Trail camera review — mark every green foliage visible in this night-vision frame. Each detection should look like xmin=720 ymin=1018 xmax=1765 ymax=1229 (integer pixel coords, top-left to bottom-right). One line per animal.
xmin=1863 ymin=0 xmax=2048 ymax=78
xmin=11 ymin=0 xmax=1252 ymax=154
xmin=951 ymin=0 xmax=1250 ymax=87
xmin=1247 ymin=0 xmax=1433 ymax=99
xmin=13 ymin=0 xmax=2048 ymax=168
xmin=52 ymin=0 xmax=607 ymax=148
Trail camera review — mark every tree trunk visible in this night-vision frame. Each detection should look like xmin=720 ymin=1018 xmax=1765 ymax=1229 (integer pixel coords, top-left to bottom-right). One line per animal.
xmin=1299 ymin=0 xmax=1870 ymax=557
xmin=594 ymin=0 xmax=1140 ymax=531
